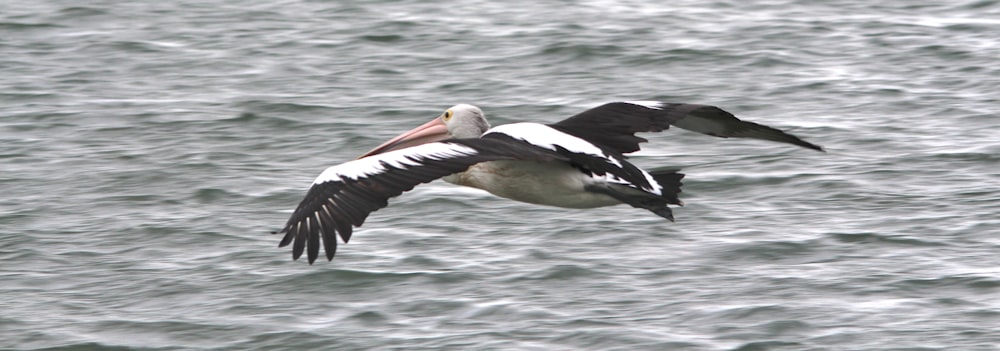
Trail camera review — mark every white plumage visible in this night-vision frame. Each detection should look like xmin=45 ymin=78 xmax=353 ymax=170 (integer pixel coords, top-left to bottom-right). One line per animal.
xmin=313 ymin=142 xmax=479 ymax=184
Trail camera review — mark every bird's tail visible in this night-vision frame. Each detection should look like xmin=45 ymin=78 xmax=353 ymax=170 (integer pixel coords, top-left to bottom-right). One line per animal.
xmin=584 ymin=167 xmax=684 ymax=222
xmin=649 ymin=168 xmax=684 ymax=206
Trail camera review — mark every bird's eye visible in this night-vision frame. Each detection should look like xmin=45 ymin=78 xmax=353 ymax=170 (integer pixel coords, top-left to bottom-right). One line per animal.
xmin=443 ymin=110 xmax=453 ymax=121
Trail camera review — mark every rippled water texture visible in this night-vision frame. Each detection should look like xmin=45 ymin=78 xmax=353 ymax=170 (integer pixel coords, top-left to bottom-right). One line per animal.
xmin=2 ymin=0 xmax=999 ymax=350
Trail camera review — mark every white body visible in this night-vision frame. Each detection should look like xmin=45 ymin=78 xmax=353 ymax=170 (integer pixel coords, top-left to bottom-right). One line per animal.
xmin=442 ymin=160 xmax=620 ymax=208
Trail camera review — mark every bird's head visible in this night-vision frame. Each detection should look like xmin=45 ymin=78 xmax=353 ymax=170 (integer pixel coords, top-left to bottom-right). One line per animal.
xmin=358 ymin=104 xmax=490 ymax=158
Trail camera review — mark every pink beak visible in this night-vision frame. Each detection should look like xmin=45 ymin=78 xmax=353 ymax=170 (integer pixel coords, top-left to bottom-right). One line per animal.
xmin=357 ymin=117 xmax=451 ymax=159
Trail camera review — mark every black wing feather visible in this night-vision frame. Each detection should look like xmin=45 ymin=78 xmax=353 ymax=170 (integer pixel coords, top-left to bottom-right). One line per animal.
xmin=550 ymin=102 xmax=823 ymax=154
xmin=316 ymin=207 xmax=339 ymax=260
xmin=307 ymin=214 xmax=321 ymax=262
xmin=277 ymin=139 xmax=561 ymax=264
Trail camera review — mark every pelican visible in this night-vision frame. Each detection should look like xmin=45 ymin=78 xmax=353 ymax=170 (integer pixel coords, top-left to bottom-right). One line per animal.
xmin=276 ymin=101 xmax=823 ymax=263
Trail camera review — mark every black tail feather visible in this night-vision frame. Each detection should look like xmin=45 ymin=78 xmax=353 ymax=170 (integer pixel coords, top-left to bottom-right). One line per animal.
xmin=584 ymin=171 xmax=683 ymax=222
xmin=649 ymin=168 xmax=684 ymax=206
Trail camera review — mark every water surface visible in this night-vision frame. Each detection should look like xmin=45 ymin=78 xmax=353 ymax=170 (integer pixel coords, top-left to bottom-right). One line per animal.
xmin=2 ymin=0 xmax=999 ymax=350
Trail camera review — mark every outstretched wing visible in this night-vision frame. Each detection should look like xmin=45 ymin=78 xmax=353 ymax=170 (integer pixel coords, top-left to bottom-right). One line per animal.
xmin=549 ymin=101 xmax=824 ymax=154
xmin=277 ymin=139 xmax=560 ymax=264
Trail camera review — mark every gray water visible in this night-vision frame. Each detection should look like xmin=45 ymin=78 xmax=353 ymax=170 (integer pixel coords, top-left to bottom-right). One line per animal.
xmin=3 ymin=0 xmax=999 ymax=350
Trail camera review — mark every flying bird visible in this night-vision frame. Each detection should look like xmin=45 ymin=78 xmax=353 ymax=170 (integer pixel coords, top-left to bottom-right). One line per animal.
xmin=276 ymin=101 xmax=823 ymax=263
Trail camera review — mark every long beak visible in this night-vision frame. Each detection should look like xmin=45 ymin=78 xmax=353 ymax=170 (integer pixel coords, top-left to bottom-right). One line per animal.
xmin=357 ymin=117 xmax=451 ymax=159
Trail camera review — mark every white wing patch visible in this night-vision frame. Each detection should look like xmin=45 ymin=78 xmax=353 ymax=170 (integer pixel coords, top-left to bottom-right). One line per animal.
xmin=313 ymin=142 xmax=479 ymax=184
xmin=484 ymin=123 xmax=622 ymax=167
xmin=624 ymin=100 xmax=664 ymax=110
xmin=592 ymin=168 xmax=663 ymax=195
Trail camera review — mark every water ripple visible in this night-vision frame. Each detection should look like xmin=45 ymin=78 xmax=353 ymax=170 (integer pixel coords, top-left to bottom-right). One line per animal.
xmin=3 ymin=0 xmax=1000 ymax=350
